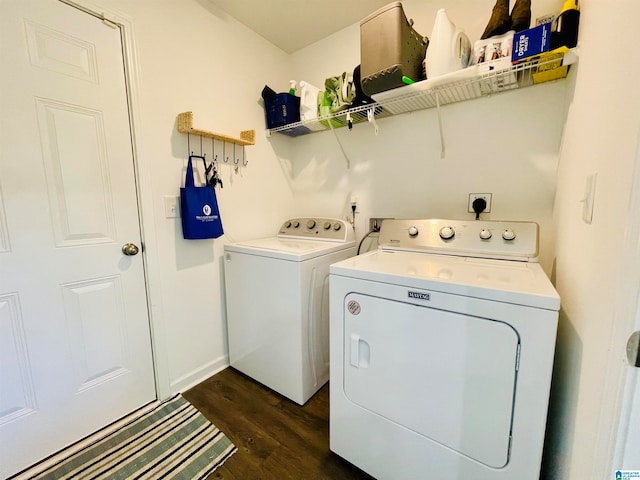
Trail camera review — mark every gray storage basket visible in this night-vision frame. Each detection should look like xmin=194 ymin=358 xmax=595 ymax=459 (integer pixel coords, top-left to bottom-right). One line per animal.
xmin=360 ymin=2 xmax=428 ymax=96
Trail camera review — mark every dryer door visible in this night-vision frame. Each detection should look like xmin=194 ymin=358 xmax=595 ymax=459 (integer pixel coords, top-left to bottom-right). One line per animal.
xmin=343 ymin=293 xmax=519 ymax=468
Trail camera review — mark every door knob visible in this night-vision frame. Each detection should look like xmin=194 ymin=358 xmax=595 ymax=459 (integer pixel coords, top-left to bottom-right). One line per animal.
xmin=122 ymin=243 xmax=140 ymax=256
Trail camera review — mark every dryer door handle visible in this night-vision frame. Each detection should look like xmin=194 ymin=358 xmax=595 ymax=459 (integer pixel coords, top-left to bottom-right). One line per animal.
xmin=350 ymin=334 xmax=370 ymax=368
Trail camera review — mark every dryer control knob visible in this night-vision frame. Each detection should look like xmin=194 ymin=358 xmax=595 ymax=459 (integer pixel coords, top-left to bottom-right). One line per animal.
xmin=479 ymin=228 xmax=492 ymax=240
xmin=285 ymin=221 xmax=292 ymax=228
xmin=306 ymin=219 xmax=316 ymax=229
xmin=292 ymin=220 xmax=300 ymax=228
xmin=502 ymin=229 xmax=516 ymax=241
xmin=333 ymin=222 xmax=342 ymax=231
xmin=408 ymin=226 xmax=419 ymax=237
xmin=439 ymin=226 xmax=455 ymax=240
xmin=323 ymin=221 xmax=331 ymax=230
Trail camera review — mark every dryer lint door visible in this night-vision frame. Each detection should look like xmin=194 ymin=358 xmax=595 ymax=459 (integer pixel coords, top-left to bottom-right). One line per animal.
xmin=343 ymin=293 xmax=519 ymax=468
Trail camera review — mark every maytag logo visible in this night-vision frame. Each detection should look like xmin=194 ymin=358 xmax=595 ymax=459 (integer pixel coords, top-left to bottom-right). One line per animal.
xmin=408 ymin=291 xmax=430 ymax=301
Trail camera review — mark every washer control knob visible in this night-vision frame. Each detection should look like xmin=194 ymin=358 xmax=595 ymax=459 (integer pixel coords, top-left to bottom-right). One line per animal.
xmin=479 ymin=229 xmax=492 ymax=240
xmin=292 ymin=220 xmax=300 ymax=228
xmin=323 ymin=221 xmax=331 ymax=230
xmin=439 ymin=226 xmax=455 ymax=240
xmin=502 ymin=229 xmax=516 ymax=241
xmin=408 ymin=226 xmax=419 ymax=237
xmin=306 ymin=219 xmax=316 ymax=229
xmin=284 ymin=221 xmax=292 ymax=228
xmin=333 ymin=222 xmax=342 ymax=231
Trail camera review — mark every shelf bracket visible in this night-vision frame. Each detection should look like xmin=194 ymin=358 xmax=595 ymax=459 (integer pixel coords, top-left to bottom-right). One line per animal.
xmin=177 ymin=111 xmax=255 ymax=146
xmin=328 ymin=120 xmax=351 ymax=170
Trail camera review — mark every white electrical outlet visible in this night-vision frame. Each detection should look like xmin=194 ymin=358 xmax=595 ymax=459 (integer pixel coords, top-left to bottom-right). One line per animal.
xmin=468 ymin=193 xmax=492 ymax=213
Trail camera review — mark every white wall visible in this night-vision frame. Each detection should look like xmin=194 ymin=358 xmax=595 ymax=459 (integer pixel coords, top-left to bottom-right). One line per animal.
xmin=78 ymin=3 xmax=640 ymax=477
xmin=287 ymin=0 xmax=566 ymax=270
xmin=545 ymin=0 xmax=640 ymax=478
xmin=83 ymin=0 xmax=570 ymax=398
xmin=90 ymin=0 xmax=299 ymax=392
xmin=91 ymin=0 xmax=571 ymax=387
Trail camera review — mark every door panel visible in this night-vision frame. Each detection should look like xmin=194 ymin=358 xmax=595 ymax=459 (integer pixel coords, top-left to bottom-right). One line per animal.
xmin=343 ymin=293 xmax=519 ymax=468
xmin=24 ymin=18 xmax=99 ymax=82
xmin=62 ymin=276 xmax=130 ymax=390
xmin=36 ymin=98 xmax=116 ymax=245
xmin=0 ymin=293 xmax=36 ymax=425
xmin=0 ymin=1 xmax=155 ymax=476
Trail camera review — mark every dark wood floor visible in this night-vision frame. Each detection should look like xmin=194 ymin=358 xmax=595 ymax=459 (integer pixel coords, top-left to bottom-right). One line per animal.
xmin=183 ymin=367 xmax=374 ymax=480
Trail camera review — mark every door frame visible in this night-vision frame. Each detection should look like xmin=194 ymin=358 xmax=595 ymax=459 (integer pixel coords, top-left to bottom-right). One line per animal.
xmin=59 ymin=0 xmax=171 ymax=400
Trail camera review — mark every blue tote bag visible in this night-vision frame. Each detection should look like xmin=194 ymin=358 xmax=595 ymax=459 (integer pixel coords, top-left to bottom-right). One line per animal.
xmin=180 ymin=156 xmax=224 ymax=239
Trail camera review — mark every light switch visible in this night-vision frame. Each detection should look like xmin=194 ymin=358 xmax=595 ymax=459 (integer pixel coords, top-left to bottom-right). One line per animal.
xmin=581 ymin=173 xmax=597 ymax=224
xmin=164 ymin=195 xmax=180 ymax=218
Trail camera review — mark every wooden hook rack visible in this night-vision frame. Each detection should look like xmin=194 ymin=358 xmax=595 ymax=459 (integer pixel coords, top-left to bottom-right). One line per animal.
xmin=177 ymin=111 xmax=255 ymax=146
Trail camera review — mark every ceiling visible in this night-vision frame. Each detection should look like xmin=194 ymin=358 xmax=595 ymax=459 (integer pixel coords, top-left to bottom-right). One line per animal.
xmin=203 ymin=0 xmax=392 ymax=53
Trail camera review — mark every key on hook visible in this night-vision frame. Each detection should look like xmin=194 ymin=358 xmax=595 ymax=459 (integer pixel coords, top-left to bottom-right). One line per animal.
xmin=209 ymin=167 xmax=223 ymax=188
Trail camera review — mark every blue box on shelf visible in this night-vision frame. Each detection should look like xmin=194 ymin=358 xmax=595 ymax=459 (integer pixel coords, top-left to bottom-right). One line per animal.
xmin=512 ymin=23 xmax=551 ymax=62
xmin=264 ymin=93 xmax=301 ymax=129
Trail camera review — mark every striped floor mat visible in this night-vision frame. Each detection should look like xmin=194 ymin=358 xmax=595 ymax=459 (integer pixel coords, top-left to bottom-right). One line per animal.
xmin=30 ymin=394 xmax=237 ymax=480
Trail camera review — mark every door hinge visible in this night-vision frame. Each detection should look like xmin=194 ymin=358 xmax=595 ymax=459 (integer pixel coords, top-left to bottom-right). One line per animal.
xmin=101 ymin=13 xmax=118 ymax=29
xmin=627 ymin=331 xmax=640 ymax=367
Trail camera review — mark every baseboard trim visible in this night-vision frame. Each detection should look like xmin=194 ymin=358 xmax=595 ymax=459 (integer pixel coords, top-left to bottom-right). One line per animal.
xmin=170 ymin=355 xmax=229 ymax=394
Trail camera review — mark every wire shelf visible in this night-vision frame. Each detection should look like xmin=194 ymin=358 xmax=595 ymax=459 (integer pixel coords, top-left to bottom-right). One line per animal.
xmin=266 ymin=48 xmax=577 ymax=138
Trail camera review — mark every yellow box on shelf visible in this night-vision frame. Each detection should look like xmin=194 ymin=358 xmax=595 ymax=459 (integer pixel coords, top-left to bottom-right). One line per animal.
xmin=532 ymin=46 xmax=570 ymax=84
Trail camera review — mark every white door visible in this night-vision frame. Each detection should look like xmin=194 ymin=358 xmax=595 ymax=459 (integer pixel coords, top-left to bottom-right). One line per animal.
xmin=0 ymin=0 xmax=156 ymax=477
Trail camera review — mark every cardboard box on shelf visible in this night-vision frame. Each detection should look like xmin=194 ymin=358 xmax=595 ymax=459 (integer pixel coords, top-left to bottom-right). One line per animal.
xmin=360 ymin=1 xmax=428 ymax=96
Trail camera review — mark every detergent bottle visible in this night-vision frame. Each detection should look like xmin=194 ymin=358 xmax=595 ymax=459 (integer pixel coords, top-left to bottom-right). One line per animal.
xmin=298 ymin=81 xmax=321 ymax=121
xmin=425 ymin=9 xmax=471 ymax=79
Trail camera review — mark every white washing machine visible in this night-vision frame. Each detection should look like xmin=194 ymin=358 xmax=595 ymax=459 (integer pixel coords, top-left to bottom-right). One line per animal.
xmin=329 ymin=219 xmax=560 ymax=480
xmin=224 ymin=217 xmax=355 ymax=405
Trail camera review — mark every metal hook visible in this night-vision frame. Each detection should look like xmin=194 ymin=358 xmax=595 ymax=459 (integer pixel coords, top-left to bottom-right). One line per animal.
xmin=367 ymin=108 xmax=379 ymax=136
xmin=223 ymin=141 xmax=228 ymax=163
xmin=242 ymin=146 xmax=248 ymax=167
xmin=233 ymin=144 xmax=239 ymax=165
xmin=201 ymin=136 xmax=206 ymax=171
xmin=211 ymin=138 xmax=218 ymax=165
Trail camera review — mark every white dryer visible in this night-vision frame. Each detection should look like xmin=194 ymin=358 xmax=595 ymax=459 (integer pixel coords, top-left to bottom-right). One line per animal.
xmin=224 ymin=217 xmax=355 ymax=405
xmin=329 ymin=219 xmax=560 ymax=480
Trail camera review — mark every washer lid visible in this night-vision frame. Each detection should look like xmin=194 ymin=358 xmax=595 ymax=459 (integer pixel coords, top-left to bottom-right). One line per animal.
xmin=225 ymin=237 xmax=355 ymax=261
xmin=330 ymin=249 xmax=560 ymax=310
